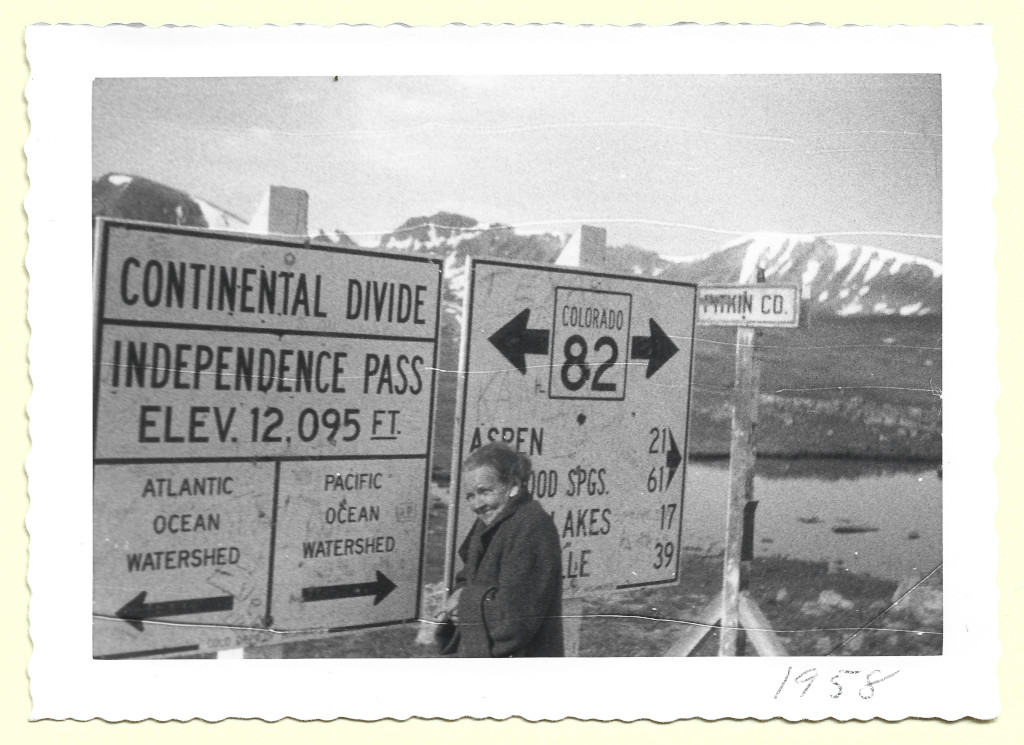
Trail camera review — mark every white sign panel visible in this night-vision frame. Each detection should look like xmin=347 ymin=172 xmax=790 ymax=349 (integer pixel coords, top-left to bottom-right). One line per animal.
xmin=697 ymin=284 xmax=801 ymax=327
xmin=93 ymin=220 xmax=441 ymax=658
xmin=448 ymin=260 xmax=697 ymax=597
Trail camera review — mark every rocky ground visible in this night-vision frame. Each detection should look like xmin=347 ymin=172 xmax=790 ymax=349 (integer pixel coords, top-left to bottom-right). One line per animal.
xmin=578 ymin=555 xmax=942 ymax=657
xmin=240 ymin=556 xmax=941 ymax=659
xmin=239 ymin=503 xmax=941 ymax=659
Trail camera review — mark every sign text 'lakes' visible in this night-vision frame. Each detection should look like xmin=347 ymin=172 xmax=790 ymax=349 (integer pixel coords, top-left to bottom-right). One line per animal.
xmin=450 ymin=260 xmax=697 ymax=598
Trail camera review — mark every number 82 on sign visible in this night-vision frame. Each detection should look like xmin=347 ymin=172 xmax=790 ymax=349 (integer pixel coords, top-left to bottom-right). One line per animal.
xmin=548 ymin=287 xmax=632 ymax=400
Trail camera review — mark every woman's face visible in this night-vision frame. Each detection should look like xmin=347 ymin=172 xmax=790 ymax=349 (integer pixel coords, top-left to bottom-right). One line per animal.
xmin=463 ymin=466 xmax=516 ymax=526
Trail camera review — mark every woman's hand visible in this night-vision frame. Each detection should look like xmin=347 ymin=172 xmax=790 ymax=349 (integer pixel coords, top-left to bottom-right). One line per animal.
xmin=438 ymin=588 xmax=463 ymax=622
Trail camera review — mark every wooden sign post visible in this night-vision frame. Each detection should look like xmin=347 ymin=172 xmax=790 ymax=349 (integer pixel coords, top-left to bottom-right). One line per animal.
xmin=449 ymin=226 xmax=696 ymax=659
xmin=93 ymin=186 xmax=443 ymax=661
xmin=720 ymin=325 xmax=760 ymax=656
xmin=220 ymin=185 xmax=309 ymax=660
xmin=665 ymin=277 xmax=798 ymax=657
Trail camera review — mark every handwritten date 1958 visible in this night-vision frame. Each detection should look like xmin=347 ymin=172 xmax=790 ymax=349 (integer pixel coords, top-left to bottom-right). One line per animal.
xmin=775 ymin=666 xmax=900 ymax=700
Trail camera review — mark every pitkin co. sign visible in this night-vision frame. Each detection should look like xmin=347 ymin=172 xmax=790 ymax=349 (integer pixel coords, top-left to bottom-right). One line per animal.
xmin=696 ymin=284 xmax=801 ymax=328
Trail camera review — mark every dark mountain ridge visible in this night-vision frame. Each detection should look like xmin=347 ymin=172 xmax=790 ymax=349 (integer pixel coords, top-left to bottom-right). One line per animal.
xmin=91 ymin=175 xmax=942 ymax=465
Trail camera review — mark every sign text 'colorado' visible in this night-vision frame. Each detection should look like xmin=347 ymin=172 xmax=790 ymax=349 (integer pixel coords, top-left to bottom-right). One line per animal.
xmin=450 ymin=260 xmax=697 ymax=597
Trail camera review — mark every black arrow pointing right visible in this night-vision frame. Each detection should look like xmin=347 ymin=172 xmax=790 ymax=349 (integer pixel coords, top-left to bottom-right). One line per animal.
xmin=488 ymin=308 xmax=551 ymax=375
xmin=631 ymin=318 xmax=680 ymax=379
xmin=301 ymin=570 xmax=397 ymax=606
xmin=116 ymin=591 xmax=234 ymax=633
xmin=665 ymin=429 xmax=682 ymax=490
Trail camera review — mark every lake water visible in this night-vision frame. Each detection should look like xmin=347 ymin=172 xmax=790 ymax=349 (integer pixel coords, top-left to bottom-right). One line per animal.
xmin=680 ymin=459 xmax=942 ymax=581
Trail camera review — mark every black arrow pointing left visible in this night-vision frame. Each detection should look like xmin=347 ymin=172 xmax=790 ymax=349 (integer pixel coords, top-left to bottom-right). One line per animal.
xmin=301 ymin=570 xmax=397 ymax=606
xmin=488 ymin=308 xmax=550 ymax=375
xmin=116 ymin=591 xmax=233 ymax=632
xmin=631 ymin=318 xmax=680 ymax=379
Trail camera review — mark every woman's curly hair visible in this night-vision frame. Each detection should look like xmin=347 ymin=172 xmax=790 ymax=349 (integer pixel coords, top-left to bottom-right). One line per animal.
xmin=462 ymin=441 xmax=532 ymax=491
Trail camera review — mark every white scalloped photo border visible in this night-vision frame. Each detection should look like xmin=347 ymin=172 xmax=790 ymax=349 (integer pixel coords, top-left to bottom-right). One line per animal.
xmin=25 ymin=23 xmax=998 ymax=722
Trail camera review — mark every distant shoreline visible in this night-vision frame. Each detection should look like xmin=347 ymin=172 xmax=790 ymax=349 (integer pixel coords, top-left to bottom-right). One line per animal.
xmin=687 ymin=452 xmax=942 ymax=465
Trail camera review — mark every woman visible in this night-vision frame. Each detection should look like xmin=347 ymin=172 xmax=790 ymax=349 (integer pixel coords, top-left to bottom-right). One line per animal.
xmin=439 ymin=442 xmax=563 ymax=657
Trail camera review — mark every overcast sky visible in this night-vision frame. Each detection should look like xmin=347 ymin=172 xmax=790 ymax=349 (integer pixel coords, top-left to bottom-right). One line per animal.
xmin=93 ymin=75 xmax=942 ymax=260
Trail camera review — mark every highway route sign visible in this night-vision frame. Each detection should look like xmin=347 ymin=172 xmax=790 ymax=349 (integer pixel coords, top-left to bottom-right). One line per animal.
xmin=93 ymin=220 xmax=441 ymax=658
xmin=447 ymin=259 xmax=697 ymax=597
xmin=696 ymin=284 xmax=801 ymax=327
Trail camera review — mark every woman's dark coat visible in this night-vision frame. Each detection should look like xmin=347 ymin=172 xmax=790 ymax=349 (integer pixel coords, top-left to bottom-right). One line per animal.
xmin=451 ymin=494 xmax=564 ymax=657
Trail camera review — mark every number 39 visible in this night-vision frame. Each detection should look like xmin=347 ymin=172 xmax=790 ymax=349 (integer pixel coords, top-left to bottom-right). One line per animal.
xmin=653 ymin=540 xmax=674 ymax=569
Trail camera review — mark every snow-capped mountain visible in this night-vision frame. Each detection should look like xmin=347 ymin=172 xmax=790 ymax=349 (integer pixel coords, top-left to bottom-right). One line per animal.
xmin=372 ymin=217 xmax=943 ymax=319
xmin=91 ymin=176 xmax=941 ymax=319
xmin=93 ymin=174 xmax=249 ymax=232
xmin=377 ymin=212 xmax=566 ymax=263
xmin=373 ymin=212 xmax=567 ymax=324
xmin=659 ymin=234 xmax=942 ymax=317
xmin=94 ymin=173 xmax=362 ymax=248
xmin=378 ymin=212 xmax=486 ymax=253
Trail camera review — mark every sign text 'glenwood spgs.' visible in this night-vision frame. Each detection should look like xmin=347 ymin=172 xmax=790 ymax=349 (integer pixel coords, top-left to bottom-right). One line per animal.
xmin=449 ymin=260 xmax=697 ymax=598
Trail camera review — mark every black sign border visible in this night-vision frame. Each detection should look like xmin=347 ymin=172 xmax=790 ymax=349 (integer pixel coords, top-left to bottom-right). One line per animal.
xmin=547 ymin=285 xmax=632 ymax=402
xmin=448 ymin=257 xmax=698 ymax=596
xmin=92 ymin=218 xmax=444 ymax=657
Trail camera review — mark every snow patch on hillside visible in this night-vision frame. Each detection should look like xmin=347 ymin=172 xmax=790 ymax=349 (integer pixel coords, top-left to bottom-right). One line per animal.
xmin=657 ymin=252 xmax=703 ymax=264
xmin=739 ymin=243 xmax=762 ymax=283
xmin=716 ymin=232 xmax=941 ymax=317
xmin=843 ymin=248 xmax=875 ymax=284
xmin=830 ymin=243 xmax=857 ymax=280
xmin=195 ymin=198 xmax=248 ymax=232
xmin=383 ymin=224 xmax=483 ymax=252
xmin=838 ymin=300 xmax=864 ymax=316
xmin=802 ymin=258 xmax=822 ymax=288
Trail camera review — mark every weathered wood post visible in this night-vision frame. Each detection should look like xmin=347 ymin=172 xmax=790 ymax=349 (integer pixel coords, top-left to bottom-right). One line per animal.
xmin=249 ymin=185 xmax=310 ymax=236
xmin=217 ymin=185 xmax=309 ymax=660
xmin=719 ymin=267 xmax=768 ymax=656
xmin=665 ymin=273 xmax=794 ymax=658
xmin=719 ymin=324 xmax=759 ymax=655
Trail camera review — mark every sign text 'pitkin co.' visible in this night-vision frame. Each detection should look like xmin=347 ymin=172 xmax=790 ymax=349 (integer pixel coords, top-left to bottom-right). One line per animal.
xmin=696 ymin=284 xmax=801 ymax=327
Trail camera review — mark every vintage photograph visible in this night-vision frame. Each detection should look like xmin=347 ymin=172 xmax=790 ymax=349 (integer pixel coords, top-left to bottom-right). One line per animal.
xmin=23 ymin=21 xmax=1002 ymax=722
xmin=91 ymin=73 xmax=943 ymax=661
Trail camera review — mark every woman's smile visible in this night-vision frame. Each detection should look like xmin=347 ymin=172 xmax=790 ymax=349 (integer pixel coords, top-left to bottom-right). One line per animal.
xmin=464 ymin=465 xmax=514 ymax=526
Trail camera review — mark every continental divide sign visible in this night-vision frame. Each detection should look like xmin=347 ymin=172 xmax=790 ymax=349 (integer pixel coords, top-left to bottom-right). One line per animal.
xmin=92 ymin=220 xmax=441 ymax=658
xmin=448 ymin=259 xmax=697 ymax=597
